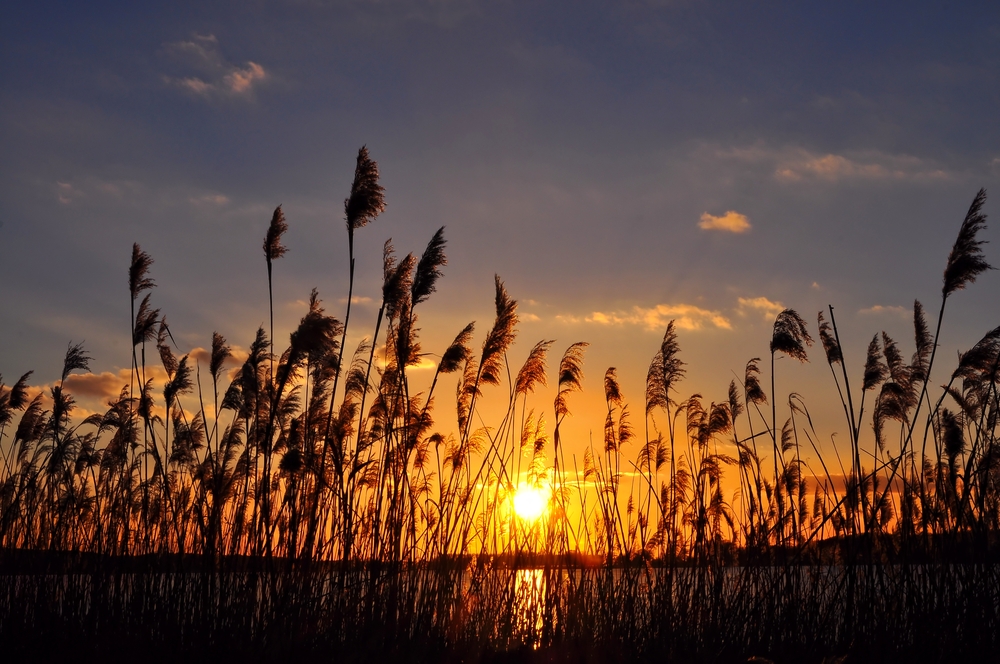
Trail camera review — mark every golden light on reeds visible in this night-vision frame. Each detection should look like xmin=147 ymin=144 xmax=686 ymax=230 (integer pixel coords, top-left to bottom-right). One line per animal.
xmin=512 ymin=483 xmax=549 ymax=522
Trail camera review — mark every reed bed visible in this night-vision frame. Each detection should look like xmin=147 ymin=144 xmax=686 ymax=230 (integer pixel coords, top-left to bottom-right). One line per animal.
xmin=1 ymin=563 xmax=996 ymax=662
xmin=0 ymin=149 xmax=997 ymax=661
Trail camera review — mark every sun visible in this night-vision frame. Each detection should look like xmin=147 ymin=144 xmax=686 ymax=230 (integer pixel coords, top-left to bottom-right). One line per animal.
xmin=512 ymin=484 xmax=548 ymax=522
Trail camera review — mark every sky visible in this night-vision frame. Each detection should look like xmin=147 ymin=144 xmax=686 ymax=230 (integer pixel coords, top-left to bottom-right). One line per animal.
xmin=2 ymin=0 xmax=999 ymax=467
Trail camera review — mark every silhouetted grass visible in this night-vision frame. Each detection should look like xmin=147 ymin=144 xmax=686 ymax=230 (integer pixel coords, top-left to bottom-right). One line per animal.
xmin=0 ymin=154 xmax=997 ymax=661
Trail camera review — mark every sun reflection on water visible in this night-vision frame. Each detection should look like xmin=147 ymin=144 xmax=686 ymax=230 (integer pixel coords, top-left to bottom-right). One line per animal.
xmin=513 ymin=568 xmax=545 ymax=647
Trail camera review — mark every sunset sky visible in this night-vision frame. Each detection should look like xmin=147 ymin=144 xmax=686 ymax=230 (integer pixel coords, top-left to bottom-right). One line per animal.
xmin=2 ymin=1 xmax=998 ymax=461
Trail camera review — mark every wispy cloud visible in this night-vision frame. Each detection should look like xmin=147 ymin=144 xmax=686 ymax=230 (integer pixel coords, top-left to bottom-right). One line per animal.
xmin=858 ymin=304 xmax=909 ymax=317
xmin=710 ymin=143 xmax=949 ymax=183
xmin=54 ymin=178 xmax=144 ymax=205
xmin=737 ymin=296 xmax=784 ymax=320
xmin=338 ymin=296 xmax=374 ymax=305
xmin=188 ymin=193 xmax=230 ymax=207
xmin=698 ymin=210 xmax=751 ymax=233
xmin=56 ymin=181 xmax=80 ymax=205
xmin=54 ymin=177 xmax=229 ymax=211
xmin=560 ymin=304 xmax=731 ymax=331
xmin=373 ymin=348 xmax=437 ymax=371
xmin=163 ymin=34 xmax=267 ymax=99
xmin=774 ymin=151 xmax=948 ymax=183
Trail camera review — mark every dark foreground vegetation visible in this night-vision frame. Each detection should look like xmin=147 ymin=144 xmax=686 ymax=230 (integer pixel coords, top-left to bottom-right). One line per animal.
xmin=1 ymin=553 xmax=997 ymax=663
xmin=1 ymin=150 xmax=998 ymax=662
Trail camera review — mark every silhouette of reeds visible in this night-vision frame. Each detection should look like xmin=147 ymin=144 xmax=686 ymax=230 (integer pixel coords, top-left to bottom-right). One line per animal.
xmin=0 ymin=165 xmax=997 ymax=662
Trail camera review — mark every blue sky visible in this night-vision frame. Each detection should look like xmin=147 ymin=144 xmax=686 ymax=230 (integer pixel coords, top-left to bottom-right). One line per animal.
xmin=1 ymin=1 xmax=998 ymax=450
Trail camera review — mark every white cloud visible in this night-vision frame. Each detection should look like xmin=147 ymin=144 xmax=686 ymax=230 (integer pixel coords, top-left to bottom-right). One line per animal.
xmin=737 ymin=296 xmax=785 ymax=320
xmin=698 ymin=210 xmax=751 ymax=233
xmin=163 ymin=34 xmax=267 ymax=99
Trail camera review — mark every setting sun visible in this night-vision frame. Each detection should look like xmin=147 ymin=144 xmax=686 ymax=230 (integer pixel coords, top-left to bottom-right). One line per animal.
xmin=512 ymin=484 xmax=549 ymax=522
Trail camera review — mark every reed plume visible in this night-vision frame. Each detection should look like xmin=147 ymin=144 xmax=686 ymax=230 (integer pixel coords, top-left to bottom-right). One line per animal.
xmin=479 ymin=276 xmax=519 ymax=388
xmin=943 ymin=188 xmax=992 ymax=298
xmin=515 ymin=340 xmax=553 ymax=397
xmin=412 ymin=226 xmax=447 ymax=306
xmin=344 ymin=146 xmax=386 ymax=233
xmin=129 ymin=243 xmax=155 ymax=301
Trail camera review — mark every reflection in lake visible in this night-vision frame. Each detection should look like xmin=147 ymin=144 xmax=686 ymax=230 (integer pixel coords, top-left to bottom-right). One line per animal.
xmin=513 ymin=568 xmax=545 ymax=647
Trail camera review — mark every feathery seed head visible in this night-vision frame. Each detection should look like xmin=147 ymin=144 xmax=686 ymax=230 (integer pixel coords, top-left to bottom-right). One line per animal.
xmin=129 ymin=243 xmax=155 ymax=301
xmin=210 ymin=332 xmax=232 ymax=382
xmin=344 ymin=145 xmax=385 ymax=232
xmin=744 ymin=358 xmax=768 ymax=405
xmin=440 ymin=322 xmax=475 ymax=374
xmin=862 ymin=334 xmax=888 ymax=391
xmin=479 ymin=276 xmax=518 ymax=386
xmin=770 ymin=309 xmax=813 ymax=362
xmin=555 ymin=342 xmax=588 ymax=418
xmin=412 ymin=226 xmax=447 ymax=306
xmin=263 ymin=205 xmax=289 ymax=265
xmin=514 ymin=339 xmax=553 ymax=396
xmin=817 ymin=311 xmax=842 ymax=365
xmin=62 ymin=341 xmax=92 ymax=383
xmin=943 ymin=188 xmax=992 ymax=298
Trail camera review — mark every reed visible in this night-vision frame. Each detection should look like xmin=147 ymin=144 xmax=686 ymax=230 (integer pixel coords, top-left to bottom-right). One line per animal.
xmin=0 ymin=163 xmax=996 ymax=662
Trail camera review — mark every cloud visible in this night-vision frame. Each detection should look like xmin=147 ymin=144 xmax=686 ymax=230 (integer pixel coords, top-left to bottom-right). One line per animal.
xmin=56 ymin=181 xmax=80 ymax=205
xmin=698 ymin=210 xmax=751 ymax=233
xmin=563 ymin=303 xmax=731 ymax=331
xmin=63 ymin=369 xmax=147 ymax=401
xmin=859 ymin=305 xmax=909 ymax=317
xmin=163 ymin=34 xmax=267 ymax=99
xmin=338 ymin=296 xmax=373 ymax=305
xmin=774 ymin=151 xmax=948 ymax=183
xmin=522 ymin=313 xmax=541 ymax=322
xmin=409 ymin=356 xmax=437 ymax=371
xmin=737 ymin=296 xmax=785 ymax=320
xmin=372 ymin=348 xmax=437 ymax=371
xmin=53 ymin=177 xmax=240 ymax=218
xmin=189 ymin=193 xmax=230 ymax=207
xmin=709 ymin=143 xmax=949 ymax=183
xmin=53 ymin=177 xmax=147 ymax=206
xmin=224 ymin=62 xmax=266 ymax=94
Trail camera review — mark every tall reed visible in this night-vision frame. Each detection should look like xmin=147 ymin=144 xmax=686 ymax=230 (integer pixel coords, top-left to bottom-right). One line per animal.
xmin=0 ymin=170 xmax=997 ymax=661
